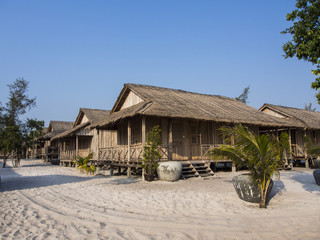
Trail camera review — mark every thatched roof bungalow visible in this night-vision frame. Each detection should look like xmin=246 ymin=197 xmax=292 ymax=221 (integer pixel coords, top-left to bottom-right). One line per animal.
xmin=51 ymin=108 xmax=115 ymax=165
xmin=36 ymin=121 xmax=73 ymax=161
xmin=93 ymin=84 xmax=298 ymax=177
xmin=39 ymin=121 xmax=74 ymax=141
xmin=260 ymin=103 xmax=320 ymax=166
xmin=26 ymin=127 xmax=49 ymax=159
xmin=94 ymin=84 xmax=299 ymax=129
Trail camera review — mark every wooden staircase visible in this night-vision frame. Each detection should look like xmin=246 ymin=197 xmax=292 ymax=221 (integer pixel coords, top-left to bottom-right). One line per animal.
xmin=181 ymin=160 xmax=214 ymax=179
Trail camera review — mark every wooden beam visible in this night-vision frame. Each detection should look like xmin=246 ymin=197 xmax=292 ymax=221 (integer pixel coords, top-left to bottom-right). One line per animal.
xmin=97 ymin=129 xmax=100 ymax=160
xmin=76 ymin=135 xmax=79 ymax=157
xmin=127 ymin=119 xmax=131 ymax=177
xmin=169 ymin=118 xmax=173 ymax=160
xmin=212 ymin=122 xmax=215 ymax=145
xmin=142 ymin=116 xmax=146 ymax=146
xmin=288 ymin=128 xmax=292 ymax=159
xmin=304 ymin=130 xmax=309 ymax=168
xmin=141 ymin=116 xmax=146 ymax=180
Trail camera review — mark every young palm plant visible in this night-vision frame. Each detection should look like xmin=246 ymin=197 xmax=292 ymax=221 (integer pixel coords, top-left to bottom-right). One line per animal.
xmin=210 ymin=124 xmax=283 ymax=208
xmin=76 ymin=153 xmax=95 ymax=174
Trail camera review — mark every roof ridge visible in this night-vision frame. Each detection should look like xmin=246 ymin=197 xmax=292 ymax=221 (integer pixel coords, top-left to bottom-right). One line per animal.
xmin=81 ymin=108 xmax=110 ymax=111
xmin=125 ymin=83 xmax=239 ymax=102
xmin=264 ymin=103 xmax=319 ymax=113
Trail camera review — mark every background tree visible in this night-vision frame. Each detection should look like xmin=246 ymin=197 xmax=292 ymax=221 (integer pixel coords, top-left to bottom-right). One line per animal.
xmin=235 ymin=86 xmax=250 ymax=104
xmin=0 ymin=78 xmax=39 ymax=167
xmin=282 ymin=0 xmax=320 ymax=103
xmin=304 ymin=102 xmax=316 ymax=111
xmin=24 ymin=118 xmax=45 ymax=158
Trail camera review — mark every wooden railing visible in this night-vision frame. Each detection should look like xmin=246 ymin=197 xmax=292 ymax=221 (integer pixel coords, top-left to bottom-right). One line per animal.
xmin=291 ymin=144 xmax=305 ymax=158
xmin=60 ymin=150 xmax=76 ymax=161
xmin=201 ymin=144 xmax=221 ymax=159
xmin=99 ymin=144 xmax=171 ymax=163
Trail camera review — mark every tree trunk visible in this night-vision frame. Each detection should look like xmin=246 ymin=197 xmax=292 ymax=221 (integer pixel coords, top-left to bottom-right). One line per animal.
xmin=259 ymin=179 xmax=270 ymax=208
xmin=2 ymin=157 xmax=7 ymax=168
xmin=16 ymin=155 xmax=21 ymax=167
xmin=259 ymin=190 xmax=267 ymax=208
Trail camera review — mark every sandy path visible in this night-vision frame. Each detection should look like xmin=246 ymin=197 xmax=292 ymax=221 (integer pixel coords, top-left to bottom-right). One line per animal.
xmin=0 ymin=159 xmax=319 ymax=240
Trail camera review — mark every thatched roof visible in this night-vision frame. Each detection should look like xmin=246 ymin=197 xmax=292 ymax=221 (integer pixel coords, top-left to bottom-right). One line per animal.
xmin=260 ymin=104 xmax=320 ymax=129
xmin=51 ymin=122 xmax=90 ymax=141
xmin=38 ymin=121 xmax=74 ymax=140
xmin=74 ymin=108 xmax=111 ymax=127
xmin=93 ymin=84 xmax=300 ymax=128
xmin=42 ymin=127 xmax=48 ymax=134
xmin=52 ymin=108 xmax=110 ymax=140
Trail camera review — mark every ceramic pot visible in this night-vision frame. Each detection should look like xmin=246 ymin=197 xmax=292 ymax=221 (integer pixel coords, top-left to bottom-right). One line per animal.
xmin=313 ymin=169 xmax=320 ymax=186
xmin=232 ymin=174 xmax=273 ymax=203
xmin=157 ymin=161 xmax=182 ymax=181
xmin=313 ymin=159 xmax=320 ymax=169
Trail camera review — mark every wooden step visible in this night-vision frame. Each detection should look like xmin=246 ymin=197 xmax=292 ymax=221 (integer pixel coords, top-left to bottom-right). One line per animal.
xmin=180 ymin=160 xmax=214 ymax=179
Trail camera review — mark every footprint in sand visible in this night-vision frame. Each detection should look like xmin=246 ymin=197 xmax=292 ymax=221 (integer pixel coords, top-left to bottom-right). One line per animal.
xmin=100 ymin=222 xmax=106 ymax=229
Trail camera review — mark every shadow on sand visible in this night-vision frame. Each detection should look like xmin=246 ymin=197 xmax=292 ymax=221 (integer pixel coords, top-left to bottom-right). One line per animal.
xmin=268 ymin=179 xmax=286 ymax=202
xmin=0 ymin=166 xmax=95 ymax=192
xmin=18 ymin=162 xmax=52 ymax=168
xmin=289 ymin=171 xmax=320 ymax=195
xmin=109 ymin=177 xmax=140 ymax=185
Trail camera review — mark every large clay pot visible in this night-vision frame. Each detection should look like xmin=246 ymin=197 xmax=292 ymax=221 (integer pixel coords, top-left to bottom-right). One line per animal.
xmin=232 ymin=174 xmax=273 ymax=203
xmin=313 ymin=159 xmax=320 ymax=169
xmin=313 ymin=169 xmax=320 ymax=186
xmin=157 ymin=161 xmax=182 ymax=181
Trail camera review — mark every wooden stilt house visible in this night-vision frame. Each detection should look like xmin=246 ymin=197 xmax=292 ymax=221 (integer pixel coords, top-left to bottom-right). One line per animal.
xmin=36 ymin=121 xmax=74 ymax=162
xmin=93 ymin=84 xmax=296 ymax=178
xmin=27 ymin=127 xmax=48 ymax=159
xmin=51 ymin=108 xmax=115 ymax=166
xmin=260 ymin=103 xmax=320 ymax=167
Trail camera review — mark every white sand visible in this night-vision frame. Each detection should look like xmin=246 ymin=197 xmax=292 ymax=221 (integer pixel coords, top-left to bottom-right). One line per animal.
xmin=0 ymin=159 xmax=319 ymax=240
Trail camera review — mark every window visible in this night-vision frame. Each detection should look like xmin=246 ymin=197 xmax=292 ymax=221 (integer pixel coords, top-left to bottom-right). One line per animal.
xmin=192 ymin=127 xmax=200 ymax=144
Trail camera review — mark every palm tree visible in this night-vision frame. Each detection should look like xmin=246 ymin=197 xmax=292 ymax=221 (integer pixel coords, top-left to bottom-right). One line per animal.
xmin=209 ymin=124 xmax=283 ymax=208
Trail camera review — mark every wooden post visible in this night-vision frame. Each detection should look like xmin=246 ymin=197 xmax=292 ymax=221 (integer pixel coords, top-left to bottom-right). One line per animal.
xmin=231 ymin=135 xmax=236 ymax=172
xmin=169 ymin=119 xmax=173 ymax=160
xmin=127 ymin=119 xmax=132 ymax=177
xmin=97 ymin=129 xmax=100 ymax=160
xmin=142 ymin=116 xmax=146 ymax=180
xmin=212 ymin=122 xmax=215 ymax=146
xmin=63 ymin=140 xmax=66 ymax=155
xmin=35 ymin=143 xmax=38 ymax=159
xmin=288 ymin=129 xmax=292 ymax=157
xmin=304 ymin=130 xmax=309 ymax=168
xmin=142 ymin=116 xmax=146 ymax=146
xmin=76 ymin=135 xmax=79 ymax=157
xmin=288 ymin=129 xmax=293 ymax=169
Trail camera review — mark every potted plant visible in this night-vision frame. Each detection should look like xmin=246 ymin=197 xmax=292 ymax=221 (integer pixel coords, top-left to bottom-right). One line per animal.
xmin=141 ymin=125 xmax=161 ymax=181
xmin=209 ymin=124 xmax=283 ymax=208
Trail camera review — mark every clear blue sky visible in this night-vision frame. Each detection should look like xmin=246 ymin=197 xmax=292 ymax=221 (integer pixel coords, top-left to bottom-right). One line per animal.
xmin=0 ymin=0 xmax=318 ymax=126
